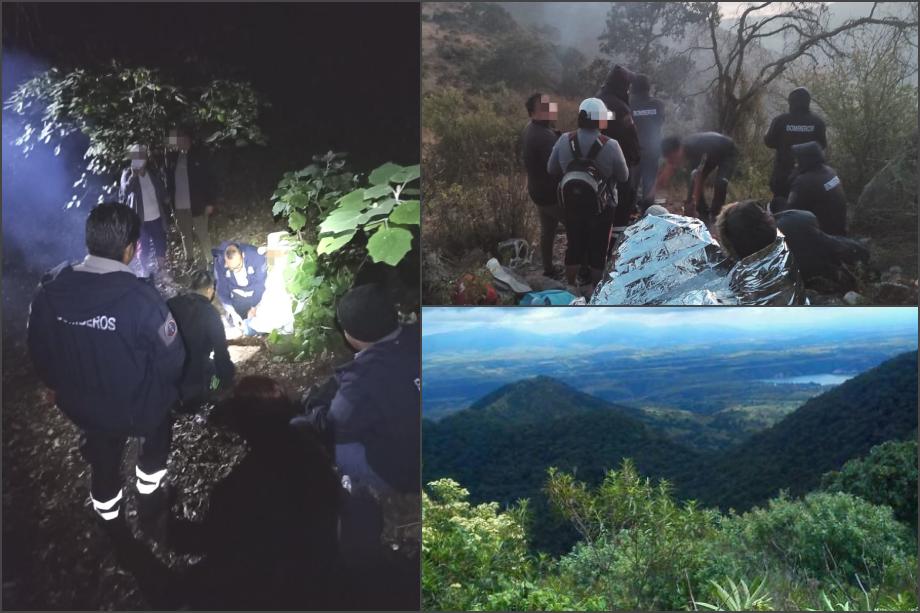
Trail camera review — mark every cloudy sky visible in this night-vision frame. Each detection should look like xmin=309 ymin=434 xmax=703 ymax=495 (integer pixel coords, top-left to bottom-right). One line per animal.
xmin=422 ymin=307 xmax=918 ymax=338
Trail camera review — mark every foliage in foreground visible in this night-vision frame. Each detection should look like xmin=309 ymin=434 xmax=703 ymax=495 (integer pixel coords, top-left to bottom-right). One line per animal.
xmin=270 ymin=154 xmax=419 ymax=358
xmin=423 ymin=459 xmax=918 ymax=611
xmin=821 ymin=439 xmax=918 ymax=529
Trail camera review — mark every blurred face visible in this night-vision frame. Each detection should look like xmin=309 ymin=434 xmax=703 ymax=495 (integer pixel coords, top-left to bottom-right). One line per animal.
xmin=169 ymin=133 xmax=193 ymax=152
xmin=225 ymin=252 xmax=243 ymax=272
xmin=533 ymin=95 xmax=558 ymax=122
xmin=597 ymin=117 xmax=608 ymax=130
xmin=665 ymin=149 xmax=682 ymax=166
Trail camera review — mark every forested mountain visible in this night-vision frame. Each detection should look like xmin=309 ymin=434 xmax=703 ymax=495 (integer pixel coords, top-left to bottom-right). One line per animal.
xmin=685 ymin=351 xmax=919 ymax=511
xmin=424 ymin=352 xmax=919 ymax=553
xmin=423 ymin=376 xmax=700 ymax=552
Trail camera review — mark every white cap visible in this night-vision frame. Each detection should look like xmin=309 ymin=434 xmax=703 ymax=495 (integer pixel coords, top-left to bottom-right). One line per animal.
xmin=579 ymin=98 xmax=614 ymax=121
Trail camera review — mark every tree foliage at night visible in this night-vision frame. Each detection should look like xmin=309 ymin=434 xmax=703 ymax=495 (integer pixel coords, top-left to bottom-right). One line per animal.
xmin=4 ymin=63 xmax=266 ymax=204
xmin=271 ymin=154 xmax=419 ymax=359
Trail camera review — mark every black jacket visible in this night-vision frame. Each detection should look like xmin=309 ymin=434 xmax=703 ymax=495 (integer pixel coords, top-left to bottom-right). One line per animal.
xmin=522 ymin=121 xmax=561 ymax=207
xmin=27 ymin=261 xmax=184 ymax=435
xmin=165 ymin=150 xmax=217 ymax=217
xmin=776 ymin=141 xmax=848 ymax=236
xmin=596 ymin=65 xmax=641 ymax=167
xmin=329 ymin=324 xmax=420 ymax=494
xmin=775 ymin=209 xmax=868 ymax=285
xmin=764 ymin=88 xmax=827 ymax=187
xmin=166 ymin=292 xmax=235 ymax=401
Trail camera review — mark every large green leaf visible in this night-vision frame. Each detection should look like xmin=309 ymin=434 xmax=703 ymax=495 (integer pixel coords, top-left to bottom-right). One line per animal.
xmin=317 ymin=230 xmax=357 ymax=255
xmin=287 ymin=191 xmax=308 ymax=210
xmin=389 ymin=164 xmax=420 ymax=184
xmin=388 ymin=199 xmax=420 ymax=225
xmin=288 ymin=210 xmax=306 ymax=232
xmin=335 ymin=189 xmax=366 ymax=211
xmin=271 ymin=200 xmax=287 ymax=216
xmin=319 ymin=208 xmax=366 ymax=234
xmin=368 ymin=162 xmax=403 ymax=185
xmin=363 ymin=184 xmax=392 ymax=200
xmin=363 ymin=197 xmax=397 ymax=219
xmin=367 ymin=226 xmax=413 ymax=266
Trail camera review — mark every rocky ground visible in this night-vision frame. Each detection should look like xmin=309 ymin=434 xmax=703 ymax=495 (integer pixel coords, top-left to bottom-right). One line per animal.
xmin=1 ymin=203 xmax=347 ymax=610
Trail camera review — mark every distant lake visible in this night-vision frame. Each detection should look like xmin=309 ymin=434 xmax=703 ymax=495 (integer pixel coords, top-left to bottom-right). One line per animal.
xmin=761 ymin=373 xmax=854 ymax=386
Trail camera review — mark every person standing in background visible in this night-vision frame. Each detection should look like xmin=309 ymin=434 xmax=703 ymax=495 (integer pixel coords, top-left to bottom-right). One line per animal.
xmin=596 ymin=64 xmax=641 ymax=238
xmin=119 ymin=144 xmax=171 ymax=280
xmin=166 ymin=127 xmax=216 ymax=273
xmin=764 ymin=87 xmax=827 ymax=202
xmin=630 ymin=74 xmax=665 ymax=210
xmin=522 ymin=92 xmax=564 ymax=278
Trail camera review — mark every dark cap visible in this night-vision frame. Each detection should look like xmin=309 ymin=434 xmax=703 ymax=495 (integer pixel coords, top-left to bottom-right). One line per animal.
xmin=336 ymin=283 xmax=398 ymax=344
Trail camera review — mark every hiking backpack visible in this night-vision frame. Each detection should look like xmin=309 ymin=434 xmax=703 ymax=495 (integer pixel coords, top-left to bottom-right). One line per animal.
xmin=558 ymin=132 xmax=612 ymax=215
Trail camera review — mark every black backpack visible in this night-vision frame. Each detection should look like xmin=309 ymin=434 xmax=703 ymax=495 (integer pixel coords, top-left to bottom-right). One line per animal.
xmin=558 ymin=132 xmax=611 ymax=215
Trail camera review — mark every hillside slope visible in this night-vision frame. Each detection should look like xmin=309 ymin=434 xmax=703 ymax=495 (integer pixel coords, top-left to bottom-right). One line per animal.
xmin=423 ymin=376 xmax=701 ymax=552
xmin=684 ymin=351 xmax=919 ymax=511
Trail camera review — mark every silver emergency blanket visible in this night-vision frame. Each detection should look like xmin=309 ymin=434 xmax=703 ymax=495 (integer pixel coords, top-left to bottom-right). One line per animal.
xmin=591 ymin=213 xmax=803 ymax=305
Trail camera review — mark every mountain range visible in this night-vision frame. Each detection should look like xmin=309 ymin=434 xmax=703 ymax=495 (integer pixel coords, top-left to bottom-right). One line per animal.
xmin=423 ymin=351 xmax=918 ymax=553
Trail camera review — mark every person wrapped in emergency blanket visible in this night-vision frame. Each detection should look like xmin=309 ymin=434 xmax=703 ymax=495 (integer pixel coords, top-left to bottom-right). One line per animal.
xmin=592 ymin=203 xmax=804 ymax=305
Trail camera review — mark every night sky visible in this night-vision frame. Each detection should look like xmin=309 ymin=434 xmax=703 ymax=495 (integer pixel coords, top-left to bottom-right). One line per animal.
xmin=2 ymin=2 xmax=420 ymax=167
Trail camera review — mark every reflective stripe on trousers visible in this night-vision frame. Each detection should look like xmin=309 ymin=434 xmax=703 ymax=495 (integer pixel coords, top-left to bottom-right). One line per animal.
xmin=136 ymin=465 xmax=167 ymax=494
xmin=92 ymin=488 xmax=124 ymax=520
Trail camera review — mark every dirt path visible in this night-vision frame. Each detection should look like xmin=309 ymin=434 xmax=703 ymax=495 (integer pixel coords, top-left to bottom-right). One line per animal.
xmin=2 ymin=203 xmax=344 ymax=610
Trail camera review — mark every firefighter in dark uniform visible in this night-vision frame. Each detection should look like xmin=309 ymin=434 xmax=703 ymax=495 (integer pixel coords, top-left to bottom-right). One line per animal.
xmin=166 ymin=270 xmax=235 ymax=412
xmin=764 ymin=87 xmax=827 ymax=201
xmin=27 ymin=203 xmax=184 ymax=537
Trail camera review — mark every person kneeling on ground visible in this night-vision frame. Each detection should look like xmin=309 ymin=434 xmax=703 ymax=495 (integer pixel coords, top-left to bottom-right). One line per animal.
xmin=774 ymin=209 xmax=869 ymax=293
xmin=547 ymin=97 xmax=629 ymax=292
xmin=212 ymin=241 xmax=268 ymax=333
xmin=293 ymin=283 xmax=420 ymax=610
xmin=167 ymin=270 xmax=235 ymax=413
xmin=771 ymin=141 xmax=848 ymax=236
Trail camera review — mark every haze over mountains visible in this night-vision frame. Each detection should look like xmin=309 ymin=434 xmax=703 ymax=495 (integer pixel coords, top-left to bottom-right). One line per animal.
xmin=423 ymin=308 xmax=918 ymax=420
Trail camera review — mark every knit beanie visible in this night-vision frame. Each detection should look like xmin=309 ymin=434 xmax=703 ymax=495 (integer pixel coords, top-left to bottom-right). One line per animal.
xmin=336 ymin=283 xmax=398 ymax=343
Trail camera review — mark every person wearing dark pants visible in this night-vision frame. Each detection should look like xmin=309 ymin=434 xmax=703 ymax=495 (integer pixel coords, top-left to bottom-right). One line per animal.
xmin=547 ymin=98 xmax=630 ymax=290
xmin=630 ymin=73 xmax=666 ymax=208
xmin=660 ymin=132 xmax=739 ymax=224
xmin=596 ymin=64 xmax=641 ymax=238
xmin=119 ymin=144 xmax=171 ymax=280
xmin=522 ymin=92 xmax=564 ymax=277
xmin=165 ymin=127 xmax=216 ymax=272
xmin=81 ymin=416 xmax=173 ymax=519
xmin=764 ymin=87 xmax=827 ymax=200
xmin=325 ymin=284 xmax=421 ymax=610
xmin=167 ymin=270 xmax=235 ymax=412
xmin=27 ymin=203 xmax=184 ymax=537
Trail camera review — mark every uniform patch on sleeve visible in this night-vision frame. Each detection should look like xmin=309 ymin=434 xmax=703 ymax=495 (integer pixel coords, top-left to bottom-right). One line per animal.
xmin=159 ymin=316 xmax=179 ymax=346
